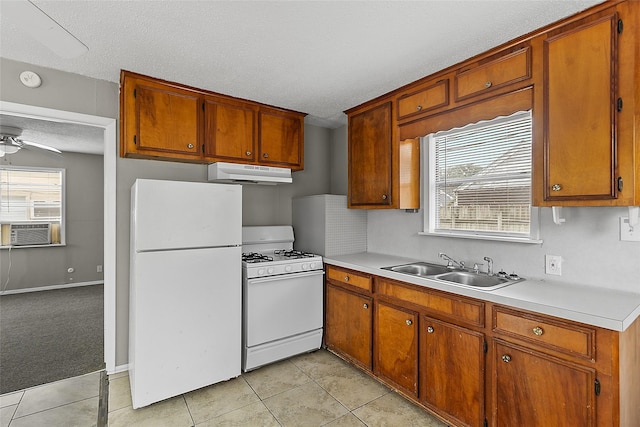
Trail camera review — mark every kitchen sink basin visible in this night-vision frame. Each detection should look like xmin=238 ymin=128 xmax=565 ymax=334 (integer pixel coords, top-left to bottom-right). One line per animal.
xmin=434 ymin=271 xmax=514 ymax=290
xmin=382 ymin=262 xmax=522 ymax=291
xmin=382 ymin=262 xmax=451 ymax=277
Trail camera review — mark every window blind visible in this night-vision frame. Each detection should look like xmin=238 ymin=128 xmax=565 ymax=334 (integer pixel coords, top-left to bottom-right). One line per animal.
xmin=0 ymin=167 xmax=63 ymax=223
xmin=432 ymin=110 xmax=532 ymax=236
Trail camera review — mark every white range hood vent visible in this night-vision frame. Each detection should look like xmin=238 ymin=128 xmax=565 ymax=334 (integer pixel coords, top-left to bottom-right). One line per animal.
xmin=208 ymin=162 xmax=292 ymax=185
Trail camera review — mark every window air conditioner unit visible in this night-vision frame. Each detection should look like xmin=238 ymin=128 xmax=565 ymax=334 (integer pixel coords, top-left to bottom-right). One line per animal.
xmin=10 ymin=223 xmax=52 ymax=246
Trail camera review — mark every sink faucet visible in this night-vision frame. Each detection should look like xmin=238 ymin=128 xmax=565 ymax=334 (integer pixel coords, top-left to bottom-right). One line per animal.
xmin=439 ymin=253 xmax=465 ymax=270
xmin=483 ymin=256 xmax=494 ymax=276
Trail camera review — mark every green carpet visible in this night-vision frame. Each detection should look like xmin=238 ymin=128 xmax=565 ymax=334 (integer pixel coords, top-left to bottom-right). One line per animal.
xmin=0 ymin=284 xmax=104 ymax=394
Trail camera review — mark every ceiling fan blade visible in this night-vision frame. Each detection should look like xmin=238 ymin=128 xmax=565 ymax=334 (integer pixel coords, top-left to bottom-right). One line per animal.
xmin=20 ymin=139 xmax=62 ymax=154
xmin=2 ymin=0 xmax=88 ymax=58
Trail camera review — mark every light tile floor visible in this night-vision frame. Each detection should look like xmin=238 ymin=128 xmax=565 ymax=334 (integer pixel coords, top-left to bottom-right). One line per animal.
xmin=108 ymin=349 xmax=447 ymax=426
xmin=0 ymin=371 xmax=100 ymax=427
xmin=0 ymin=349 xmax=448 ymax=426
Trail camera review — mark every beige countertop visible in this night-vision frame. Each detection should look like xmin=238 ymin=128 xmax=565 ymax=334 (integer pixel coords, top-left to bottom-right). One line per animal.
xmin=323 ymin=252 xmax=640 ymax=332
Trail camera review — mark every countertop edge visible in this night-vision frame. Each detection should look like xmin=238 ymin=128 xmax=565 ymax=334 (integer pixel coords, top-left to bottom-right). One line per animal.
xmin=323 ymin=252 xmax=640 ymax=332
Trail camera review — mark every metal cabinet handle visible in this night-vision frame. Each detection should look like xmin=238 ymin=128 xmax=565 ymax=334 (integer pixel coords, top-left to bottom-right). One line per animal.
xmin=263 ymin=153 xmax=269 ymax=158
xmin=187 ymin=143 xmax=194 ymax=149
xmin=344 ymin=276 xmax=349 ymax=282
xmin=381 ymin=194 xmax=388 ymax=200
xmin=552 ymin=184 xmax=562 ymax=191
xmin=532 ymin=326 xmax=544 ymax=336
xmin=406 ymin=319 xmax=413 ymax=326
xmin=246 ymin=151 xmax=252 ymax=156
xmin=363 ymin=303 xmax=369 ymax=309
xmin=416 ymin=105 xmax=422 ymax=111
xmin=427 ymin=326 xmax=434 ymax=333
xmin=502 ymin=354 xmax=512 ymax=363
xmin=485 ymin=81 xmax=492 ymax=88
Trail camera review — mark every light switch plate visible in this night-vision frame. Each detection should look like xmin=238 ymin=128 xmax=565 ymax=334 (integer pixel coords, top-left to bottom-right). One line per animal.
xmin=620 ymin=217 xmax=640 ymax=242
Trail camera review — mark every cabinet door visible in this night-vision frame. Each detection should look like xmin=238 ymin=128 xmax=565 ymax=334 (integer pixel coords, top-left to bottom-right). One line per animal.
xmin=421 ymin=317 xmax=485 ymax=427
xmin=325 ymin=284 xmax=372 ymax=369
xmin=374 ymin=301 xmax=418 ymax=396
xmin=258 ymin=108 xmax=304 ymax=169
xmin=124 ymin=77 xmax=202 ymax=159
xmin=543 ymin=12 xmax=618 ymax=201
xmin=204 ymin=97 xmax=256 ymax=163
xmin=348 ymin=102 xmax=392 ymax=207
xmin=493 ymin=339 xmax=596 ymax=427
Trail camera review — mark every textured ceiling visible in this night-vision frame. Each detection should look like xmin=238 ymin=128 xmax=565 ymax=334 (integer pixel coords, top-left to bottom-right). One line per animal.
xmin=0 ymin=0 xmax=603 ymax=154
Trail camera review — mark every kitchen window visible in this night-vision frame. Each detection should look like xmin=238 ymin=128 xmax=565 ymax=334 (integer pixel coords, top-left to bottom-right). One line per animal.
xmin=422 ymin=110 xmax=541 ymax=243
xmin=0 ymin=166 xmax=65 ymax=247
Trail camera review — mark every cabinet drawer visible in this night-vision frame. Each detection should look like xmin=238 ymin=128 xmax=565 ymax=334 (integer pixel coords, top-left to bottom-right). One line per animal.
xmin=493 ymin=306 xmax=595 ymax=360
xmin=397 ymin=79 xmax=449 ymax=120
xmin=455 ymin=46 xmax=531 ymax=101
xmin=375 ymin=278 xmax=484 ymax=327
xmin=326 ymin=266 xmax=372 ymax=292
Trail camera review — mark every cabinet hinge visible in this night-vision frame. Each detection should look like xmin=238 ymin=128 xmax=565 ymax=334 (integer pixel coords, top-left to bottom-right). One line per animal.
xmin=133 ymin=135 xmax=137 ymax=145
xmin=617 ymin=98 xmax=623 ymax=112
xmin=484 ymin=419 xmax=488 ymax=427
xmin=618 ymin=177 xmax=624 ymax=192
xmin=483 ymin=340 xmax=488 ymax=353
xmin=133 ymin=88 xmax=136 ymax=98
xmin=202 ymin=144 xmax=205 ymax=154
xmin=595 ymin=378 xmax=601 ymax=396
xmin=202 ymin=102 xmax=205 ymax=112
xmin=617 ymin=19 xmax=623 ymax=34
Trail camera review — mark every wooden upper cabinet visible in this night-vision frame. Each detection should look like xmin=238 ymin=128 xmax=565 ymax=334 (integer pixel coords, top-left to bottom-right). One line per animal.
xmin=348 ymin=101 xmax=393 ymax=208
xmin=258 ymin=107 xmax=305 ymax=170
xmin=397 ymin=78 xmax=449 ymax=121
xmin=455 ymin=45 xmax=531 ymax=102
xmin=540 ymin=11 xmax=620 ymax=203
xmin=121 ymin=73 xmax=203 ymax=161
xmin=203 ymin=96 xmax=256 ymax=163
xmin=120 ymin=70 xmax=306 ymax=169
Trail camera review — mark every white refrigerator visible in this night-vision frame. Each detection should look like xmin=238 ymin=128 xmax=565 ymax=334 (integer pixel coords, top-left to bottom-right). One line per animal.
xmin=129 ymin=179 xmax=242 ymax=408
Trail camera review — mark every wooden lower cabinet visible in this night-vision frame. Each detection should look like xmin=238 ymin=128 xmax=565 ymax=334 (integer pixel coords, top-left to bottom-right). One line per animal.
xmin=325 ymin=283 xmax=372 ymax=369
xmin=374 ymin=301 xmax=418 ymax=396
xmin=421 ymin=317 xmax=486 ymax=427
xmin=492 ymin=339 xmax=596 ymax=427
xmin=324 ymin=265 xmax=640 ymax=427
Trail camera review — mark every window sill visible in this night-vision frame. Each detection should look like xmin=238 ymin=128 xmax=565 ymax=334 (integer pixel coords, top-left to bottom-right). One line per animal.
xmin=1 ymin=243 xmax=65 ymax=250
xmin=419 ymin=231 xmax=542 ymax=244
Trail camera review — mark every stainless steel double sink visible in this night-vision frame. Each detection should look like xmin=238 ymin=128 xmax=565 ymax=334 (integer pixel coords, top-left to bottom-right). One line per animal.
xmin=381 ymin=262 xmax=523 ymax=291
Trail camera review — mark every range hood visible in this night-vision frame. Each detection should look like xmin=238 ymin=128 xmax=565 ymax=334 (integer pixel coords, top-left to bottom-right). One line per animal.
xmin=208 ymin=162 xmax=292 ymax=185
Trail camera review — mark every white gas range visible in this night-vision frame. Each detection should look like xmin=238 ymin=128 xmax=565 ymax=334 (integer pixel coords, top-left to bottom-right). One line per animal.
xmin=241 ymin=226 xmax=324 ymax=372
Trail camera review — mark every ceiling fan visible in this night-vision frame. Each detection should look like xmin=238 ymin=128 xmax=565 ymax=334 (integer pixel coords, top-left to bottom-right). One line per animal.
xmin=0 ymin=125 xmax=62 ymax=158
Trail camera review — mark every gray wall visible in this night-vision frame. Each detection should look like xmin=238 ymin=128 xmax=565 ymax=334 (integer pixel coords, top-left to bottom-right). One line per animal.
xmin=1 ymin=57 xmax=333 ymax=367
xmin=0 ymin=150 xmax=104 ymax=291
xmin=329 ymin=130 xmax=640 ymax=294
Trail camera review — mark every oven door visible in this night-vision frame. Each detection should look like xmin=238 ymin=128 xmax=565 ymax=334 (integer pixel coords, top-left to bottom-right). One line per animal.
xmin=244 ymin=270 xmax=324 ymax=347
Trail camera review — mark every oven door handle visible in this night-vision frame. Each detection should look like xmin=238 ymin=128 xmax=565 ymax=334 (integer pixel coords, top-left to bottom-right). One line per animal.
xmin=246 ymin=270 xmax=324 ymax=285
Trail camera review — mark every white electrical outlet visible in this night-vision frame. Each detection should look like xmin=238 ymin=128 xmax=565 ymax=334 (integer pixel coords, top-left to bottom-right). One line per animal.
xmin=97 ymin=265 xmax=103 ymax=273
xmin=545 ymin=255 xmax=562 ymax=276
xmin=620 ymin=217 xmax=640 ymax=242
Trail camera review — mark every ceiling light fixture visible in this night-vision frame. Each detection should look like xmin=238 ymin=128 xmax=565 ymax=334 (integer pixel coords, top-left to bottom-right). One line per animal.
xmin=3 ymin=0 xmax=89 ymax=59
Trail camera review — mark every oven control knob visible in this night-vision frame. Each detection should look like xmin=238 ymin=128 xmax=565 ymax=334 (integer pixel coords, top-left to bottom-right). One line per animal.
xmin=267 ymin=267 xmax=274 ymax=275
xmin=258 ymin=268 xmax=265 ymax=276
xmin=302 ymin=263 xmax=309 ymax=270
xmin=285 ymin=265 xmax=292 ymax=272
xmin=309 ymin=262 xmax=317 ymax=269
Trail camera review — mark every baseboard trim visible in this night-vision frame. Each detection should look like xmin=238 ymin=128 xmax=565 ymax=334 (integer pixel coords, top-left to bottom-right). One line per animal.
xmin=109 ymin=364 xmax=129 ymax=376
xmin=0 ymin=281 xmax=104 ymax=296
